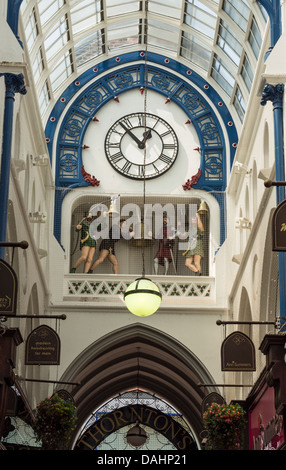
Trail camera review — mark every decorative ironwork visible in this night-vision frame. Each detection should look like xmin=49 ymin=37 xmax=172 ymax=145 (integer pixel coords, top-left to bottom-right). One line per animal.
xmin=81 ymin=166 xmax=100 ymax=187
xmin=55 ymin=64 xmax=226 ymax=189
xmin=66 ymin=276 xmax=212 ymax=299
xmin=114 ymin=71 xmax=134 ymax=88
xmin=151 ymin=72 xmax=170 ymax=90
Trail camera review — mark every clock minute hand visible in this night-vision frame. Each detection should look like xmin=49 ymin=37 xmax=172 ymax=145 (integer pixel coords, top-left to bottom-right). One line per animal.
xmin=119 ymin=122 xmax=144 ymax=148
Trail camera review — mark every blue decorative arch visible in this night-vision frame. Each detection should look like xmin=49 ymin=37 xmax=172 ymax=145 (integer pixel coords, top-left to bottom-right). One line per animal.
xmin=45 ymin=52 xmax=238 ymax=245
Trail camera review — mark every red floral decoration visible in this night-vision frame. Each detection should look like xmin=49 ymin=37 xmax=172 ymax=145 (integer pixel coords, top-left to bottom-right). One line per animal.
xmin=183 ymin=168 xmax=202 ymax=190
xmin=81 ymin=165 xmax=100 ymax=186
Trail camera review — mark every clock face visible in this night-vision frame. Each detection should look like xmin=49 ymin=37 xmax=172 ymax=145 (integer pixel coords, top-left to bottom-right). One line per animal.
xmin=104 ymin=112 xmax=179 ymax=179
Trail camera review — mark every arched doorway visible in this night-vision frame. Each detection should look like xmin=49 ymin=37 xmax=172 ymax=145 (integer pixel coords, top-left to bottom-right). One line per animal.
xmin=57 ymin=324 xmax=219 ymax=449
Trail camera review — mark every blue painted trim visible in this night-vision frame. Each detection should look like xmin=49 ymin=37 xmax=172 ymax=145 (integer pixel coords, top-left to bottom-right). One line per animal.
xmin=45 ymin=52 xmax=238 ymax=167
xmin=54 ymin=63 xmax=227 ymax=189
xmin=7 ymin=0 xmax=24 ymax=48
xmin=257 ymin=0 xmax=281 ymax=48
xmin=0 ymin=73 xmax=27 ymax=259
xmin=261 ymin=83 xmax=285 ymax=329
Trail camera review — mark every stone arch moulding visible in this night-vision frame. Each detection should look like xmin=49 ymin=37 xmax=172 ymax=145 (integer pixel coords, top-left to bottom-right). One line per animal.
xmin=57 ymin=323 xmax=219 ymax=443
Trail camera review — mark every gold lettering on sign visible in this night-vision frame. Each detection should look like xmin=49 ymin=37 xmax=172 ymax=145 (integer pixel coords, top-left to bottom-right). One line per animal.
xmin=76 ymin=405 xmax=195 ymax=450
xmin=112 ymin=410 xmax=128 ymax=427
xmin=281 ymin=223 xmax=286 ymax=231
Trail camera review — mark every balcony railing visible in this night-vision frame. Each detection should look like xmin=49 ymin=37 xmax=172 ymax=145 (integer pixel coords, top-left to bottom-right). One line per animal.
xmin=63 ymin=274 xmax=215 ymax=308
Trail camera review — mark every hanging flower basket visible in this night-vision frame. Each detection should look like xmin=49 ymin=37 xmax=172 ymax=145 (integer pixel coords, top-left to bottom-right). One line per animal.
xmin=203 ymin=402 xmax=247 ymax=450
xmin=33 ymin=393 xmax=77 ymax=450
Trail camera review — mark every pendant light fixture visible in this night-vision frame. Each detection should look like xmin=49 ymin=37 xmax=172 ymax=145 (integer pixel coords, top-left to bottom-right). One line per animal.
xmin=124 ymin=0 xmax=162 ymax=317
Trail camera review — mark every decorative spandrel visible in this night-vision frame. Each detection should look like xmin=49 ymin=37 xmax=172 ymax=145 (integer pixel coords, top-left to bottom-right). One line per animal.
xmin=25 ymin=325 xmax=60 ymax=365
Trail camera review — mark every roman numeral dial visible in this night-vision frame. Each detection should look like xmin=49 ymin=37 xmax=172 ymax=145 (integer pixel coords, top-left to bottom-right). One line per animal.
xmin=105 ymin=112 xmax=179 ymax=180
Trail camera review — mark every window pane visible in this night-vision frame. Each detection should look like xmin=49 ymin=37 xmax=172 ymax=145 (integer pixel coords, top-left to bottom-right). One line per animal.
xmin=44 ymin=16 xmax=69 ymax=60
xmin=75 ymin=31 xmax=105 ymax=67
xmin=181 ymin=33 xmax=211 ymax=71
xmin=233 ymin=85 xmax=246 ymax=121
xmin=217 ymin=20 xmax=242 ymax=66
xmin=248 ymin=17 xmax=262 ymax=59
xmin=211 ymin=54 xmax=235 ymax=96
xmin=241 ymin=54 xmax=253 ymax=92
xmin=222 ymin=0 xmax=250 ymax=32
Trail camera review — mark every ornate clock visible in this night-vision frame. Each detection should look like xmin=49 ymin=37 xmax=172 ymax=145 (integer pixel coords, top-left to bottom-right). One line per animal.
xmin=104 ymin=112 xmax=179 ymax=179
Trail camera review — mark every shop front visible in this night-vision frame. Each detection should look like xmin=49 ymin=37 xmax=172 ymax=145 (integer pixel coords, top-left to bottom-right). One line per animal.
xmin=246 ymin=335 xmax=286 ymax=450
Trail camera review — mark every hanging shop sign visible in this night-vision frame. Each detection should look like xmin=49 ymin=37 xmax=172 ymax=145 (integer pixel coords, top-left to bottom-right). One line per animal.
xmin=25 ymin=325 xmax=60 ymax=365
xmin=221 ymin=331 xmax=256 ymax=371
xmin=272 ymin=199 xmax=286 ymax=251
xmin=75 ymin=404 xmax=197 ymax=451
xmin=53 ymin=389 xmax=75 ymax=405
xmin=201 ymin=392 xmax=225 ymax=417
xmin=0 ymin=259 xmax=17 ymax=315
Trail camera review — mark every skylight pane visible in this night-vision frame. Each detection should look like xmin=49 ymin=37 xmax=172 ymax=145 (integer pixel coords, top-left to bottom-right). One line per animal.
xmin=184 ymin=0 xmax=216 ymax=39
xmin=75 ymin=30 xmax=104 ymax=67
xmin=248 ymin=17 xmax=262 ymax=59
xmin=149 ymin=0 xmax=182 ymax=19
xmin=50 ymin=51 xmax=73 ymax=92
xmin=39 ymin=80 xmax=51 ymax=116
xmin=44 ymin=16 xmax=69 ymax=60
xmin=222 ymin=0 xmax=250 ymax=32
xmin=147 ymin=19 xmax=180 ymax=53
xmin=211 ymin=54 xmax=235 ymax=96
xmin=241 ymin=54 xmax=253 ymax=92
xmin=107 ymin=20 xmax=139 ymax=51
xmin=106 ymin=0 xmax=140 ymax=17
xmin=181 ymin=33 xmax=211 ymax=71
xmin=32 ymin=47 xmax=45 ymax=84
xmin=24 ymin=7 xmax=39 ymax=50
xmin=217 ymin=20 xmax=242 ymax=66
xmin=38 ymin=0 xmax=65 ymax=25
xmin=233 ymin=85 xmax=246 ymax=121
xmin=70 ymin=0 xmax=103 ymax=34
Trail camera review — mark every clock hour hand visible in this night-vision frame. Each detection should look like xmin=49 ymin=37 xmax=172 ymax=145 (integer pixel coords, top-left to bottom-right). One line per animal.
xmin=140 ymin=129 xmax=152 ymax=146
xmin=119 ymin=122 xmax=144 ymax=149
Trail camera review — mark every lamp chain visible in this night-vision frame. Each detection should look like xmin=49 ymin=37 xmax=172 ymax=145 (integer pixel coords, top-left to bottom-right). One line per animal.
xmin=142 ymin=0 xmax=149 ymax=277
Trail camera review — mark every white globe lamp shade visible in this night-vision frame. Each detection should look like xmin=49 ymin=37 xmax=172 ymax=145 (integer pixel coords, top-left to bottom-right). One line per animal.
xmin=124 ymin=277 xmax=162 ymax=316
xmin=126 ymin=424 xmax=147 ymax=447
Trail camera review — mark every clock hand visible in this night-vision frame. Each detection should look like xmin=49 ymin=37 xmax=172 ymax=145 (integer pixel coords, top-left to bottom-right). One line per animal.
xmin=119 ymin=122 xmax=144 ymax=149
xmin=141 ymin=129 xmax=152 ymax=145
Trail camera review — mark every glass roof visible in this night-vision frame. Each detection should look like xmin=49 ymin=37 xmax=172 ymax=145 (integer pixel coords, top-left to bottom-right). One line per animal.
xmin=19 ymin=0 xmax=268 ymax=126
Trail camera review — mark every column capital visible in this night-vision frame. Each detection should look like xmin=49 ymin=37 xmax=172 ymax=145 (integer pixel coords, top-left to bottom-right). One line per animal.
xmin=260 ymin=83 xmax=284 ymax=107
xmin=0 ymin=72 xmax=27 ymax=96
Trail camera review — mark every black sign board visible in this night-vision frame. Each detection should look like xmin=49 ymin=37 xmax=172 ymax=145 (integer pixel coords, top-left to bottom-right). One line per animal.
xmin=221 ymin=331 xmax=256 ymax=371
xmin=54 ymin=390 xmax=75 ymax=405
xmin=273 ymin=199 xmax=286 ymax=251
xmin=0 ymin=259 xmax=17 ymax=315
xmin=201 ymin=392 xmax=225 ymax=417
xmin=25 ymin=325 xmax=60 ymax=365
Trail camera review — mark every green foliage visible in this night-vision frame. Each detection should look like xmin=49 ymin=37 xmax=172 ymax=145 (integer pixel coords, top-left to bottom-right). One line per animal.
xmin=203 ymin=402 xmax=247 ymax=450
xmin=33 ymin=393 xmax=77 ymax=450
